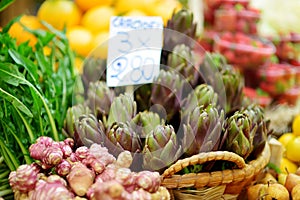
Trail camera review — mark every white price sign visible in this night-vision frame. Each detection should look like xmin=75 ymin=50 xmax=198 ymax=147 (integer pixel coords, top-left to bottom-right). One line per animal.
xmin=107 ymin=16 xmax=163 ymax=87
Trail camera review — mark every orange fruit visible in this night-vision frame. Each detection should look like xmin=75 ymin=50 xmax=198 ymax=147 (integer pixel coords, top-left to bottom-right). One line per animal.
xmin=8 ymin=15 xmax=43 ymax=47
xmin=75 ymin=0 xmax=114 ymax=12
xmin=292 ymin=115 xmax=300 ymax=136
xmin=66 ymin=26 xmax=94 ymax=57
xmin=81 ymin=6 xmax=115 ymax=33
xmin=90 ymin=31 xmax=109 ymax=59
xmin=286 ymin=136 xmax=300 ymax=162
xmin=37 ymin=0 xmax=81 ymax=30
xmin=280 ymin=157 xmax=298 ymax=174
xmin=278 ymin=133 xmax=296 ymax=147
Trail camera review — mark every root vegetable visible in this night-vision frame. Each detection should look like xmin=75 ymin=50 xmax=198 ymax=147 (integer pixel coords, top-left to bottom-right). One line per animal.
xmin=56 ymin=160 xmax=72 ymax=176
xmin=115 ymin=151 xmax=133 ymax=168
xmin=9 ymin=164 xmax=40 ymax=193
xmin=89 ymin=144 xmax=116 ymax=166
xmin=29 ymin=180 xmax=74 ymax=200
xmin=67 ymin=162 xmax=95 ymax=196
xmin=75 ymin=146 xmax=90 ymax=160
xmin=136 ymin=171 xmax=161 ymax=193
xmin=87 ymin=180 xmax=125 ymax=200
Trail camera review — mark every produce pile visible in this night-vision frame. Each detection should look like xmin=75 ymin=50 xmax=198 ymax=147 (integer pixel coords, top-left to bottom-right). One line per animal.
xmin=8 ymin=136 xmax=170 ymax=199
xmin=67 ymin=8 xmax=271 ymax=178
xmin=244 ymin=115 xmax=300 ymax=199
xmin=199 ymin=0 xmax=300 ymax=107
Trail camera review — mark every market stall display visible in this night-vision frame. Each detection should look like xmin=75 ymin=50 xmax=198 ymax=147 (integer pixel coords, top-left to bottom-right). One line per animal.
xmin=1 ymin=0 xmax=300 ymax=199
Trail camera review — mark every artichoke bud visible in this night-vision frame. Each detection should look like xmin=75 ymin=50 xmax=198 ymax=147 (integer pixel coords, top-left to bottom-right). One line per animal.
xmin=130 ymin=111 xmax=163 ymax=139
xmin=181 ymin=84 xmax=219 ymax=119
xmin=107 ymin=93 xmax=137 ymax=128
xmin=143 ymin=124 xmax=182 ymax=171
xmin=223 ymin=112 xmax=257 ymax=159
xmin=169 ymin=8 xmax=194 ymax=33
xmin=106 ymin=122 xmax=142 ymax=156
xmin=75 ymin=114 xmax=105 ymax=147
xmin=151 ymin=70 xmax=186 ymax=122
xmin=183 ymin=104 xmax=224 ymax=156
xmin=63 ymin=104 xmax=91 ymax=138
xmin=87 ymin=81 xmax=115 ymax=119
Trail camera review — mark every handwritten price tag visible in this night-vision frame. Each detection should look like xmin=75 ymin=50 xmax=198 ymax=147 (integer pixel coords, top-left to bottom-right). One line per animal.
xmin=107 ymin=16 xmax=163 ymax=87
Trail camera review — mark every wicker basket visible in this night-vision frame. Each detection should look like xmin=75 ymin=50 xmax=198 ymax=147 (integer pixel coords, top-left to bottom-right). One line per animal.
xmin=161 ymin=142 xmax=271 ymax=200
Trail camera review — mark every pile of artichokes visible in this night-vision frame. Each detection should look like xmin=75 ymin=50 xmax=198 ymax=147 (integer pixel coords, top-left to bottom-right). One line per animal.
xmin=63 ymin=8 xmax=271 ymax=173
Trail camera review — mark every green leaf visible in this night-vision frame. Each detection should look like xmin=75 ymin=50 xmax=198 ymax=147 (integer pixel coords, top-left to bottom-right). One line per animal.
xmin=0 ymin=0 xmax=14 ymax=12
xmin=8 ymin=49 xmax=38 ymax=83
xmin=0 ymin=63 xmax=25 ymax=86
xmin=0 ymin=87 xmax=33 ymax=117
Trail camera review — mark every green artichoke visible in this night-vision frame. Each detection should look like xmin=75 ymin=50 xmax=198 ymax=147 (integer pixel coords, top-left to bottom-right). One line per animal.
xmin=200 ymin=53 xmax=245 ymax=114
xmin=150 ymin=69 xmax=186 ymax=123
xmin=221 ymin=108 xmax=258 ymax=159
xmin=181 ymin=84 xmax=219 ymax=120
xmin=81 ymin=57 xmax=107 ymax=91
xmin=243 ymin=104 xmax=271 ymax=159
xmin=162 ymin=8 xmax=197 ymax=64
xmin=130 ymin=111 xmax=163 ymax=139
xmin=62 ymin=104 xmax=91 ymax=138
xmin=143 ymin=124 xmax=182 ymax=171
xmin=107 ymin=93 xmax=137 ymax=128
xmin=134 ymin=84 xmax=152 ymax=111
xmin=75 ymin=114 xmax=106 ymax=147
xmin=87 ymin=80 xmax=115 ymax=122
xmin=105 ymin=122 xmax=142 ymax=157
xmin=182 ymin=104 xmax=224 ymax=157
xmin=167 ymin=44 xmax=200 ymax=87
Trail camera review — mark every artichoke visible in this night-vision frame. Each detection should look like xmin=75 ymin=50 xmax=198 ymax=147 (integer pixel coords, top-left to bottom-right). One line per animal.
xmin=87 ymin=80 xmax=115 ymax=122
xmin=75 ymin=114 xmax=106 ymax=147
xmin=243 ymin=104 xmax=271 ymax=159
xmin=181 ymin=84 xmax=219 ymax=120
xmin=150 ymin=69 xmax=187 ymax=123
xmin=162 ymin=8 xmax=197 ymax=64
xmin=130 ymin=111 xmax=163 ymax=139
xmin=62 ymin=104 xmax=92 ymax=138
xmin=81 ymin=57 xmax=107 ymax=92
xmin=221 ymin=108 xmax=258 ymax=159
xmin=167 ymin=44 xmax=200 ymax=87
xmin=105 ymin=122 xmax=142 ymax=157
xmin=107 ymin=93 xmax=137 ymax=128
xmin=134 ymin=84 xmax=152 ymax=111
xmin=143 ymin=124 xmax=182 ymax=171
xmin=182 ymin=104 xmax=224 ymax=157
xmin=200 ymin=53 xmax=245 ymax=114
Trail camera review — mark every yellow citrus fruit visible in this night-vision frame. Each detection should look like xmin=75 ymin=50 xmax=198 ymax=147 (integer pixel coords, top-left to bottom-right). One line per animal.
xmin=66 ymin=26 xmax=94 ymax=57
xmin=75 ymin=0 xmax=114 ymax=12
xmin=286 ymin=136 xmax=300 ymax=162
xmin=114 ymin=0 xmax=157 ymax=15
xmin=81 ymin=6 xmax=115 ymax=33
xmin=149 ymin=0 xmax=182 ymax=25
xmin=37 ymin=0 xmax=81 ymax=30
xmin=8 ymin=15 xmax=43 ymax=47
xmin=90 ymin=31 xmax=109 ymax=59
xmin=125 ymin=9 xmax=147 ymax=17
xmin=278 ymin=133 xmax=296 ymax=147
xmin=292 ymin=115 xmax=300 ymax=136
xmin=280 ymin=157 xmax=298 ymax=174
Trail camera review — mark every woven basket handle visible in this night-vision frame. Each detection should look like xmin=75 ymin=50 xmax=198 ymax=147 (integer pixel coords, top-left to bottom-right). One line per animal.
xmin=161 ymin=151 xmax=247 ymax=178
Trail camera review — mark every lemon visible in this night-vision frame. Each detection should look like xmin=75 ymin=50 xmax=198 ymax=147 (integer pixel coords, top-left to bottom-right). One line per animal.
xmin=278 ymin=133 xmax=296 ymax=147
xmin=37 ymin=0 xmax=81 ymax=30
xmin=81 ymin=6 xmax=116 ymax=33
xmin=292 ymin=115 xmax=300 ymax=136
xmin=75 ymin=0 xmax=114 ymax=12
xmin=66 ymin=26 xmax=94 ymax=57
xmin=280 ymin=157 xmax=298 ymax=174
xmin=286 ymin=136 xmax=300 ymax=162
xmin=114 ymin=0 xmax=157 ymax=15
xmin=125 ymin=9 xmax=147 ymax=17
